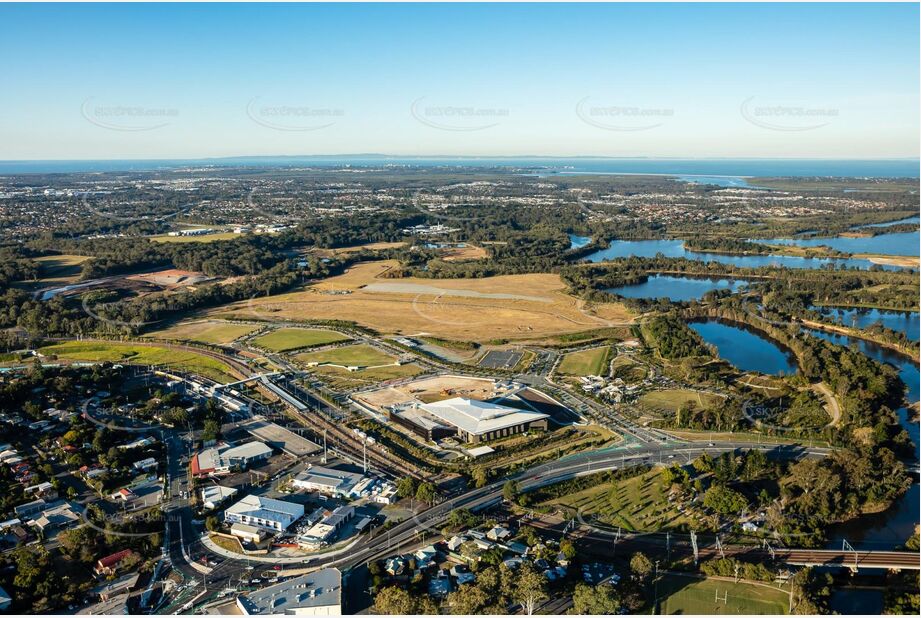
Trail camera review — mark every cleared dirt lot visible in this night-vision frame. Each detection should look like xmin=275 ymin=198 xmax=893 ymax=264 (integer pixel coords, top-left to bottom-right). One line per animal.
xmin=214 ymin=260 xmax=633 ymax=343
xmin=354 ymin=374 xmax=511 ymax=411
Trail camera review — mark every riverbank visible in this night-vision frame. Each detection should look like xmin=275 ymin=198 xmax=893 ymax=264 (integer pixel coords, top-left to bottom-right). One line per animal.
xmin=800 ymin=319 xmax=920 ymax=363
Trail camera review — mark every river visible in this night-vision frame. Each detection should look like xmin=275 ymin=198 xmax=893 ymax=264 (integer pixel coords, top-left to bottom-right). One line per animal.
xmin=583 ymin=239 xmax=904 ymax=271
xmin=607 ymin=275 xmax=748 ymax=302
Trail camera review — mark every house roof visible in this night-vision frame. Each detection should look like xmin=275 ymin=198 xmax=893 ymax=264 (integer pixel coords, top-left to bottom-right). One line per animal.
xmin=420 ymin=398 xmax=548 ymax=436
xmin=97 ymin=549 xmax=134 ymax=569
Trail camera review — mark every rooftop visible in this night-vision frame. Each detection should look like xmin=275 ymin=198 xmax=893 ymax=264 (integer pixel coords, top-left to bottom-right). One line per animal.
xmin=225 ymin=494 xmax=304 ymax=523
xmin=236 ymin=568 xmax=341 ymax=615
xmin=420 ymin=397 xmax=548 ymax=436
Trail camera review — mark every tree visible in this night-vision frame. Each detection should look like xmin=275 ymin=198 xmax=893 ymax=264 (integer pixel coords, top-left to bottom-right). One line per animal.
xmin=503 ymin=480 xmax=519 ymax=502
xmin=572 ymin=583 xmax=622 ymax=614
xmin=373 ymin=587 xmax=416 ymax=614
xmin=205 ymin=515 xmax=221 ymax=532
xmin=513 ymin=564 xmax=548 ymax=616
xmin=559 ymin=538 xmax=577 ymax=561
xmin=703 ymin=485 xmax=748 ymax=516
xmin=415 ymin=481 xmax=437 ymax=505
xmin=446 ymin=583 xmax=491 ymax=614
xmin=693 ymin=452 xmax=714 ymax=474
xmin=472 ymin=467 xmax=488 ymax=488
xmin=395 ymin=476 xmax=417 ymax=499
xmin=373 ymin=586 xmax=437 ymax=614
xmin=630 ymin=552 xmax=653 ymax=579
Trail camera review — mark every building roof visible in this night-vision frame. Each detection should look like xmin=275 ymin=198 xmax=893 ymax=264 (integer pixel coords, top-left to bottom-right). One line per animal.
xmin=225 ymin=494 xmax=304 ymax=523
xmin=96 ymin=549 xmax=134 ymax=570
xmin=201 ymin=484 xmax=238 ymax=506
xmin=222 ymin=441 xmax=272 ymax=462
xmin=230 ymin=522 xmax=264 ymax=537
xmin=237 ymin=568 xmax=341 ymax=615
xmin=294 ymin=466 xmax=364 ymax=493
xmin=420 ymin=398 xmax=549 ymax=436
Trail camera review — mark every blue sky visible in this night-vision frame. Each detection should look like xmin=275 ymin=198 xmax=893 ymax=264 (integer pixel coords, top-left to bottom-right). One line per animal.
xmin=0 ymin=2 xmax=918 ymax=159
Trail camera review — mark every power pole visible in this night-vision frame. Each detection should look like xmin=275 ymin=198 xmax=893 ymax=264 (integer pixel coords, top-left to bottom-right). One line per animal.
xmin=691 ymin=531 xmax=699 ymax=565
xmin=322 ymin=429 xmax=328 ymax=464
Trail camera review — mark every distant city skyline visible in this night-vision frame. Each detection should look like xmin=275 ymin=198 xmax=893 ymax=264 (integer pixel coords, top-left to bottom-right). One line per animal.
xmin=1 ymin=2 xmax=918 ymax=160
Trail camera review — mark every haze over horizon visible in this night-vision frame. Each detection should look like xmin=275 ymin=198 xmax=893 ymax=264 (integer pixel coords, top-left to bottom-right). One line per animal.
xmin=1 ymin=2 xmax=918 ymax=160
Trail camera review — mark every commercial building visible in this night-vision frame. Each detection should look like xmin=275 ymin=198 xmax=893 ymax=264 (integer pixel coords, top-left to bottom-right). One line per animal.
xmin=388 ymin=406 xmax=456 ymax=442
xmin=200 ymin=485 xmax=238 ymax=510
xmin=297 ymin=506 xmax=355 ymax=549
xmin=291 ymin=466 xmax=364 ymax=497
xmin=236 ymin=568 xmax=341 ymax=615
xmin=412 ymin=397 xmax=549 ymax=444
xmin=191 ymin=441 xmax=273 ymax=477
xmin=230 ymin=522 xmax=265 ymax=543
xmin=224 ymin=495 xmax=304 ymax=533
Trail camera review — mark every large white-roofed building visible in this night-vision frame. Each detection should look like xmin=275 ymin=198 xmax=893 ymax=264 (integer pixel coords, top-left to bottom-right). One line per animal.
xmin=224 ymin=494 xmax=304 ymax=533
xmin=236 ymin=568 xmax=341 ymax=615
xmin=420 ymin=397 xmax=549 ymax=443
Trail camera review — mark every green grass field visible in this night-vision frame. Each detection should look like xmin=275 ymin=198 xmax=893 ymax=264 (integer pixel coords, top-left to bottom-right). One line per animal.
xmin=557 ymin=346 xmax=611 ymax=376
xmin=251 ymin=328 xmax=351 ymax=351
xmin=542 ymin=468 xmax=698 ymax=532
xmin=146 ymin=320 xmax=261 ymax=345
xmin=657 ymin=574 xmax=789 ymax=615
xmin=309 ymin=363 xmax=425 ymax=390
xmin=295 ymin=343 xmax=394 ymax=367
xmin=34 ymin=254 xmax=91 ymax=278
xmin=639 ymin=389 xmax=724 ymax=414
xmin=39 ymin=341 xmax=237 ymax=383
xmin=611 ymin=355 xmax=648 ymax=383
xmin=295 ymin=344 xmax=422 ymax=389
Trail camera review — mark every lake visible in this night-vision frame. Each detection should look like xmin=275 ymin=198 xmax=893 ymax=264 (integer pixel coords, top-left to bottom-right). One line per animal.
xmin=761 ymin=230 xmax=920 ymax=257
xmin=859 ymin=215 xmax=920 ymax=229
xmin=690 ymin=320 xmax=797 ymax=375
xmin=606 ymin=275 xmax=748 ymax=302
xmin=568 ymin=234 xmax=592 ymax=250
xmin=583 ymin=239 xmax=904 ymax=271
xmin=813 ymin=307 xmax=920 ymax=342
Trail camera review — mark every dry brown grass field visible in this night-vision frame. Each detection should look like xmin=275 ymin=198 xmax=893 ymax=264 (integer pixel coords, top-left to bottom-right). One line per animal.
xmin=213 ymin=260 xmax=633 ymax=343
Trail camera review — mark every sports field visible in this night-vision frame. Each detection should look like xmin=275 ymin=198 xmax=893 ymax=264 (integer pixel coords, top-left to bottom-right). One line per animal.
xmin=657 ymin=574 xmax=789 ymax=615
xmin=214 ymin=260 xmax=633 ymax=343
xmin=639 ymin=389 xmax=725 ymax=414
xmin=251 ymin=327 xmax=351 ymax=351
xmin=147 ymin=320 xmax=260 ymax=345
xmin=556 ymin=346 xmax=611 ymax=376
xmin=296 ymin=344 xmax=422 ymax=389
xmin=541 ymin=468 xmax=698 ymax=532
xmin=38 ymin=341 xmax=238 ymax=382
xmin=295 ymin=343 xmax=394 ymax=367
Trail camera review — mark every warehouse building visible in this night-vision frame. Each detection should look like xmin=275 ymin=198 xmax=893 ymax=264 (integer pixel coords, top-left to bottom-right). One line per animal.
xmin=406 ymin=397 xmax=549 ymax=444
xmin=291 ymin=466 xmax=365 ymax=497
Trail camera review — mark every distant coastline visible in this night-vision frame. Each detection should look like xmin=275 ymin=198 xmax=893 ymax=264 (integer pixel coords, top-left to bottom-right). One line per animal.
xmin=0 ymin=156 xmax=918 ymax=177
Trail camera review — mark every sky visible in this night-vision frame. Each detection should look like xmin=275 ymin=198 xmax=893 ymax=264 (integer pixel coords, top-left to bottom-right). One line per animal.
xmin=0 ymin=2 xmax=918 ymax=160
